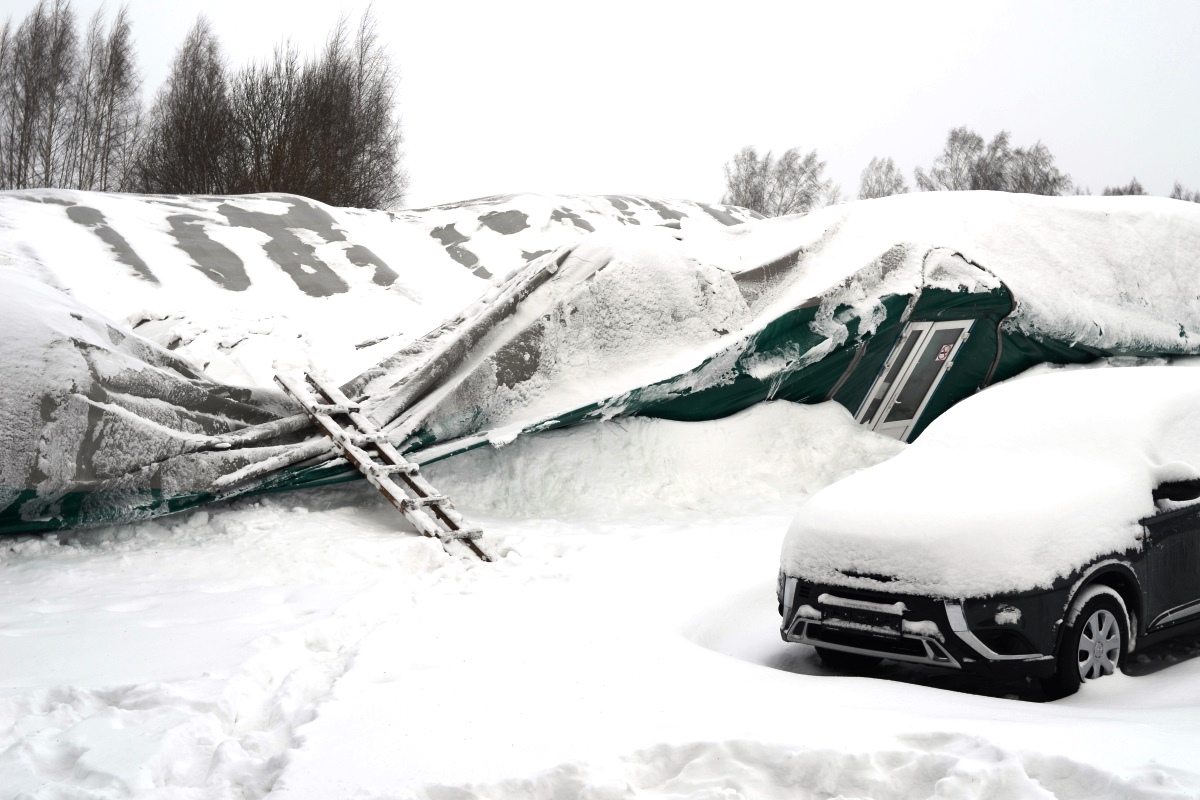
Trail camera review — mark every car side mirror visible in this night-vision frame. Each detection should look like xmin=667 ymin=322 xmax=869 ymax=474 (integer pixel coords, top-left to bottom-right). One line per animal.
xmin=1153 ymin=479 xmax=1200 ymax=503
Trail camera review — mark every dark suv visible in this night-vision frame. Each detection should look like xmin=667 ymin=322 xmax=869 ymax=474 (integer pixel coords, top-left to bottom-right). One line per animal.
xmin=778 ymin=366 xmax=1200 ymax=697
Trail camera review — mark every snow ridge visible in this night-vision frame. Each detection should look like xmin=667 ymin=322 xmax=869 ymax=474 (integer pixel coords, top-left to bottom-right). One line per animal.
xmin=416 ymin=736 xmax=1199 ymax=800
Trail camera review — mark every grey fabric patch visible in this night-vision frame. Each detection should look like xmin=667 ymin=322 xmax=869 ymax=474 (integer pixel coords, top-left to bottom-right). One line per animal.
xmin=550 ymin=208 xmax=595 ymax=232
xmin=66 ymin=205 xmax=159 ymax=284
xmin=217 ymin=199 xmax=349 ymax=297
xmin=345 ymin=244 xmax=399 ymax=286
xmin=641 ymin=198 xmax=685 ymax=222
xmin=697 ymin=203 xmax=744 ymax=226
xmin=430 ymin=223 xmax=489 ymax=277
xmin=167 ymin=214 xmax=250 ymax=291
xmin=477 ymin=210 xmax=530 ymax=235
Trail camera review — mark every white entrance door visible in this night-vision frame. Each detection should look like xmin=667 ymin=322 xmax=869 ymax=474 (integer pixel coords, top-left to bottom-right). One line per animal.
xmin=856 ymin=320 xmax=973 ymax=441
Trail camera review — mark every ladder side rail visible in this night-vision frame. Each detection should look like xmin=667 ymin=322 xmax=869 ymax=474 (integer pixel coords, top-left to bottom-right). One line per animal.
xmin=308 ymin=374 xmax=478 ymax=536
xmin=280 ymin=373 xmax=494 ymax=561
xmin=277 ymin=375 xmax=446 ymax=540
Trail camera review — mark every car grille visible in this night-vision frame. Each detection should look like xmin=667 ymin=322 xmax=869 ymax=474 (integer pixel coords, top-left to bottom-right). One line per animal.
xmin=809 ymin=625 xmax=929 ymax=658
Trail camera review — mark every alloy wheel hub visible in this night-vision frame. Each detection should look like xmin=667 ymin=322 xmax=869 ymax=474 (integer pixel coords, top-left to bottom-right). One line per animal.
xmin=1077 ymin=608 xmax=1121 ymax=681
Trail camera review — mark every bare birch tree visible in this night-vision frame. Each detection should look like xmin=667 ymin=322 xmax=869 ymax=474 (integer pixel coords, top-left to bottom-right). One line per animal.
xmin=229 ymin=7 xmax=407 ymax=208
xmin=0 ymin=20 xmax=11 ymax=187
xmin=914 ymin=127 xmax=983 ymax=192
xmin=1008 ymin=142 xmax=1071 ymax=195
xmin=136 ymin=16 xmax=239 ymax=194
xmin=916 ymin=126 xmax=1070 ymax=196
xmin=722 ymin=145 xmax=831 ymax=217
xmin=0 ymin=0 xmax=79 ymax=189
xmin=1171 ymin=182 xmax=1200 ymax=203
xmin=67 ymin=5 xmax=140 ymax=190
xmin=858 ymin=156 xmax=908 ymax=199
xmin=1102 ymin=178 xmax=1147 ymax=196
xmin=232 ymin=43 xmax=305 ymax=194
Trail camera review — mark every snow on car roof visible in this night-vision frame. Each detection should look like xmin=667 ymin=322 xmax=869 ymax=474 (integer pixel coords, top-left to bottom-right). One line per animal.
xmin=780 ymin=365 xmax=1200 ymax=598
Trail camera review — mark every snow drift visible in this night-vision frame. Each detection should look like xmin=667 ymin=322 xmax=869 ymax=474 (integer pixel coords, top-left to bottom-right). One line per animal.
xmin=423 ymin=401 xmax=904 ymax=517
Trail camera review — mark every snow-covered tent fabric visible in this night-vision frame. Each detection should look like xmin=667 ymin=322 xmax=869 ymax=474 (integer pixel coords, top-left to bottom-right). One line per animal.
xmin=0 ymin=271 xmax=302 ymax=531
xmin=339 ymin=191 xmax=1200 ymax=463
xmin=0 ymin=191 xmax=761 ymax=533
xmin=3 ymin=189 xmax=1200 ymax=534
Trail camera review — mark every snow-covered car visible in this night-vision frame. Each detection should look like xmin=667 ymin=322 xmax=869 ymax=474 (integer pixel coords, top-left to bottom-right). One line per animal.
xmin=778 ymin=366 xmax=1200 ymax=697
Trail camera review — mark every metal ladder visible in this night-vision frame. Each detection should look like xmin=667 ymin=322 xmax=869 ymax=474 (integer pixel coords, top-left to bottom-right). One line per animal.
xmin=275 ymin=372 xmax=496 ymax=562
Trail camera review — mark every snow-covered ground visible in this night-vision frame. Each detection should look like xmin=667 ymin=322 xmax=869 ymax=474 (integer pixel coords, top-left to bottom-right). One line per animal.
xmin=3 ymin=401 xmax=1200 ymax=799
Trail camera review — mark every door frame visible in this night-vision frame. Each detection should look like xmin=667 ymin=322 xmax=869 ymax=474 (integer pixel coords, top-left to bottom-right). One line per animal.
xmin=856 ymin=319 xmax=974 ymax=441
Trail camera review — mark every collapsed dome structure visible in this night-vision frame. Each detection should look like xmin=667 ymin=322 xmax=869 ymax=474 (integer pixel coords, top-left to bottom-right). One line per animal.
xmin=2 ymin=189 xmax=1199 ymax=534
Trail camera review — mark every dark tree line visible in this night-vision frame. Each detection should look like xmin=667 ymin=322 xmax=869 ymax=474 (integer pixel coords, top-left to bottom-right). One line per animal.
xmin=1102 ymin=177 xmax=1146 ymax=196
xmin=0 ymin=1 xmax=407 ymax=208
xmin=1171 ymin=182 xmax=1200 ymax=203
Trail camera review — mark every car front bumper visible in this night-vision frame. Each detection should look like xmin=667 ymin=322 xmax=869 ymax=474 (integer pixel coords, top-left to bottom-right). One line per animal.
xmin=780 ymin=579 xmax=1058 ymax=679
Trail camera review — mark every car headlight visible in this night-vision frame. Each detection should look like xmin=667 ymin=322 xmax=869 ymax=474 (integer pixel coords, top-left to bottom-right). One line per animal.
xmin=780 ymin=576 xmax=799 ymax=620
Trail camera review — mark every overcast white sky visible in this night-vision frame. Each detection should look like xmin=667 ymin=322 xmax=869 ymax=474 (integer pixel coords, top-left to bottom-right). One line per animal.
xmin=5 ymin=0 xmax=1200 ymax=208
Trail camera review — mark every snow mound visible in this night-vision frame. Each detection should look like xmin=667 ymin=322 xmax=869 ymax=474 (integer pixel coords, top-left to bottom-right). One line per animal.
xmin=781 ymin=366 xmax=1200 ymax=597
xmin=424 ymin=401 xmax=904 ymax=517
xmin=416 ymin=736 xmax=1199 ymax=800
xmin=698 ymin=190 xmax=1200 ymax=354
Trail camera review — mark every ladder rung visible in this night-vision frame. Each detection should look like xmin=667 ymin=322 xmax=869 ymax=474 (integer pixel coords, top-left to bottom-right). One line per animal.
xmin=311 ymin=402 xmax=360 ymax=415
xmin=365 ymin=462 xmax=419 ymax=477
xmin=401 ymin=495 xmax=448 ymax=510
xmin=275 ymin=370 xmax=490 ymax=561
xmin=438 ymin=526 xmax=483 ymax=541
xmin=344 ymin=432 xmax=389 ymax=446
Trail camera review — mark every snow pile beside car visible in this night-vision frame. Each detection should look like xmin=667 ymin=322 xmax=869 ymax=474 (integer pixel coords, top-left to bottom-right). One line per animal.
xmin=781 ymin=367 xmax=1200 ymax=597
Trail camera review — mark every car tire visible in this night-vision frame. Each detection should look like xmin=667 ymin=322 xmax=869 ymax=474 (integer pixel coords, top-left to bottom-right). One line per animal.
xmin=815 ymin=646 xmax=883 ymax=673
xmin=1042 ymin=591 xmax=1128 ymax=700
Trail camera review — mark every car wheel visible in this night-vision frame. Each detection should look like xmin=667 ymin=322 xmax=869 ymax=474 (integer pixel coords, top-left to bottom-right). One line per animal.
xmin=815 ymin=646 xmax=883 ymax=673
xmin=1042 ymin=591 xmax=1128 ymax=699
